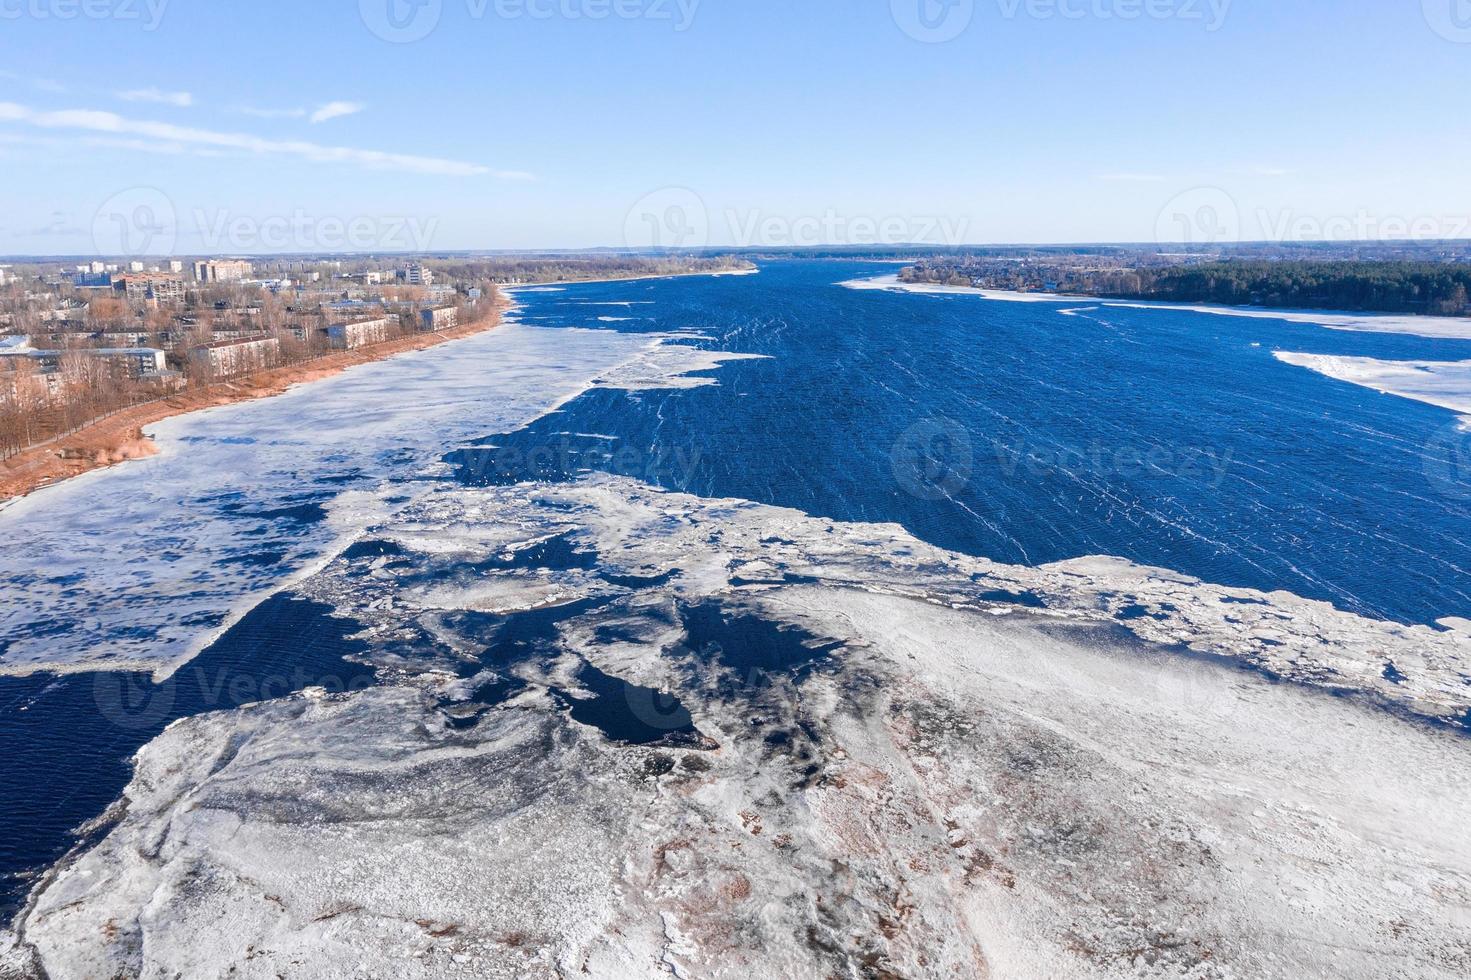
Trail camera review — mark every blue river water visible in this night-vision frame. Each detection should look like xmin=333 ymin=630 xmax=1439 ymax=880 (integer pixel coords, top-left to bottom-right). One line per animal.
xmin=483 ymin=259 xmax=1471 ymax=626
xmin=5 ymin=257 xmax=1471 ymax=922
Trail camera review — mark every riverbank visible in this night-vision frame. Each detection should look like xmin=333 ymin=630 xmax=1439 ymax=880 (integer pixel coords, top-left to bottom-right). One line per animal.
xmin=503 ymin=263 xmax=758 ymax=291
xmin=842 ymin=273 xmax=1471 ymax=340
xmin=0 ymin=301 xmax=508 ymax=503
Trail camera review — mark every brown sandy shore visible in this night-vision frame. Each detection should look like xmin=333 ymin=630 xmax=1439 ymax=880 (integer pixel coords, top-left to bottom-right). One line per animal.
xmin=0 ymin=265 xmax=757 ymax=504
xmin=0 ymin=302 xmax=507 ymax=503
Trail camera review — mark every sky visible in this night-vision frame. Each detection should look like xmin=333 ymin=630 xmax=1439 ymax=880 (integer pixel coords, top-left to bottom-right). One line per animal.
xmin=0 ymin=0 xmax=1468 ymax=256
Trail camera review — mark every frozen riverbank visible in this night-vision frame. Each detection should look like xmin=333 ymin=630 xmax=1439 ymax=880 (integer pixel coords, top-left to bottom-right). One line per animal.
xmin=0 ymin=323 xmax=732 ymax=678
xmin=843 ymin=273 xmax=1471 ymax=340
xmin=9 ymin=476 xmax=1469 ymax=979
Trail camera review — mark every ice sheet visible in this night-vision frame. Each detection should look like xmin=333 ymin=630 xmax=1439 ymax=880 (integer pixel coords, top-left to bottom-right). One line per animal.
xmin=843 ymin=273 xmax=1471 ymax=339
xmin=0 ymin=325 xmax=739 ymax=676
xmin=12 ymin=475 xmax=1471 ymax=979
xmin=1275 ymin=351 xmax=1471 ymax=418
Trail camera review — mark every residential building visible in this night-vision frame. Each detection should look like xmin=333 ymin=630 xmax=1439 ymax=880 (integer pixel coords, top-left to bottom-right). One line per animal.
xmin=168 ymin=260 xmax=185 ymax=274
xmin=94 ymin=331 xmax=153 ymax=347
xmin=193 ymin=259 xmax=254 ymax=284
xmin=419 ymin=306 xmax=458 ymax=332
xmin=128 ymin=261 xmax=146 ymax=273
xmin=0 ymin=346 xmax=166 ymax=378
xmin=92 ymin=348 xmax=169 ymax=378
xmin=72 ymin=272 xmax=113 ymax=289
xmin=403 ymin=263 xmax=434 ymax=286
xmin=115 ymin=273 xmax=186 ymax=305
xmin=189 ymin=335 xmax=280 ymax=379
xmin=327 ymin=317 xmax=394 ymax=350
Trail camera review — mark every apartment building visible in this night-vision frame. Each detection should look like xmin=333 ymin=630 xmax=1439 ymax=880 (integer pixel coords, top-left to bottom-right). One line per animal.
xmin=188 ymin=335 xmax=280 ymax=379
xmin=193 ymin=259 xmax=254 ymax=284
xmin=327 ymin=317 xmax=394 ymax=350
xmin=419 ymin=306 xmax=458 ymax=332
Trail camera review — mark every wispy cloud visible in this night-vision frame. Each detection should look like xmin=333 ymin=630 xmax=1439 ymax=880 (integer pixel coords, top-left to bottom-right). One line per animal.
xmin=1097 ymin=173 xmax=1168 ymax=183
xmin=117 ymin=88 xmax=195 ymax=108
xmin=310 ymin=101 xmax=365 ymax=124
xmin=0 ymin=70 xmax=69 ymax=94
xmin=240 ymin=106 xmax=308 ymax=120
xmin=0 ymin=101 xmax=529 ymax=178
xmin=241 ymin=101 xmax=368 ymax=123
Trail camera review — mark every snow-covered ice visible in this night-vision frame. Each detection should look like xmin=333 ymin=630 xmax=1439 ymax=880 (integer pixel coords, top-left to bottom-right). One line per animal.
xmin=0 ymin=324 xmax=743 ymax=677
xmin=9 ymin=477 xmax=1470 ymax=979
xmin=1275 ymin=351 xmax=1471 ymax=419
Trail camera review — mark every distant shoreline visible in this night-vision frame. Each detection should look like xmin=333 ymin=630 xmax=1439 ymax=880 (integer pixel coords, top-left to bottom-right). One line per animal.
xmin=0 ymin=302 xmax=508 ymax=504
xmin=501 ymin=264 xmax=758 ymax=291
xmin=841 ymin=273 xmax=1471 ymax=341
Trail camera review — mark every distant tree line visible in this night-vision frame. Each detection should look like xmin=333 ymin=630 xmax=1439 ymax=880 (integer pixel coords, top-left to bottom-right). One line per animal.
xmin=1107 ymin=262 xmax=1471 ymax=315
xmin=902 ymin=258 xmax=1471 ymax=317
xmin=428 ymin=255 xmax=753 ymax=284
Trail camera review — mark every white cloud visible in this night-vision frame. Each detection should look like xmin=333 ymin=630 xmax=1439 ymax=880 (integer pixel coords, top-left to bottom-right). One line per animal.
xmin=240 ymin=106 xmax=309 ymax=120
xmin=117 ymin=88 xmax=195 ymax=108
xmin=0 ymin=70 xmax=69 ymax=94
xmin=310 ymin=101 xmax=365 ymax=124
xmin=0 ymin=101 xmax=529 ymax=178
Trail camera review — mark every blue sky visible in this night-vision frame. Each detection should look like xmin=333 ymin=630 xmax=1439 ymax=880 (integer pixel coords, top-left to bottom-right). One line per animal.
xmin=1 ymin=0 xmax=1468 ymax=255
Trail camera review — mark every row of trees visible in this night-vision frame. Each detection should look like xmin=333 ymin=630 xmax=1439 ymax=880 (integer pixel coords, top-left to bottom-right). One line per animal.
xmin=0 ymin=354 xmax=180 ymax=460
xmin=901 ymin=258 xmax=1471 ymax=317
xmin=428 ymin=254 xmax=754 ymax=284
xmin=1110 ymin=262 xmax=1471 ymax=315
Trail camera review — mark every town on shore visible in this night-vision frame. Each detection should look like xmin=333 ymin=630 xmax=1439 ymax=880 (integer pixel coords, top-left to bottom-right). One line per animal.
xmin=0 ymin=253 xmax=752 ymax=473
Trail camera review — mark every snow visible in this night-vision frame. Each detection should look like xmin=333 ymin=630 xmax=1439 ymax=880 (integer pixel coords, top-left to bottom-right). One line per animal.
xmin=1275 ymin=351 xmax=1471 ymax=419
xmin=843 ymin=273 xmax=1471 ymax=340
xmin=0 ymin=324 xmax=747 ymax=678
xmin=11 ymin=475 xmax=1471 ymax=978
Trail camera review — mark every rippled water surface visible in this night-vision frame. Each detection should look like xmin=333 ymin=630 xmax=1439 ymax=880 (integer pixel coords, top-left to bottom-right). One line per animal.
xmin=495 ymin=260 xmax=1471 ymax=625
